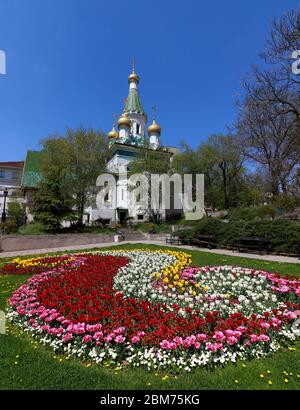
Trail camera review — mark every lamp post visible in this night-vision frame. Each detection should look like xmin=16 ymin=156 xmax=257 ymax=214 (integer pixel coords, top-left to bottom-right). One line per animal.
xmin=1 ymin=188 xmax=8 ymax=222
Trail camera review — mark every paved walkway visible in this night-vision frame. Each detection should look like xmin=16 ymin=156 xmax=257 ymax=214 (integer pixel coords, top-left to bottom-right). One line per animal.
xmin=0 ymin=240 xmax=299 ymax=264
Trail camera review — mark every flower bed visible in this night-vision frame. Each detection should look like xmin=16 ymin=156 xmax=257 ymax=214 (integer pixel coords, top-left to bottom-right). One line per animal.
xmin=5 ymin=249 xmax=300 ymax=372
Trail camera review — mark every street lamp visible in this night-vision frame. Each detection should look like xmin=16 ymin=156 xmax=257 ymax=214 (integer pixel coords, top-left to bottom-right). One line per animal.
xmin=1 ymin=188 xmax=8 ymax=222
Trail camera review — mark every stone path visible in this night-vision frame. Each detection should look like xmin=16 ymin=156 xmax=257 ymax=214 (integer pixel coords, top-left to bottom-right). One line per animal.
xmin=0 ymin=240 xmax=299 ymax=264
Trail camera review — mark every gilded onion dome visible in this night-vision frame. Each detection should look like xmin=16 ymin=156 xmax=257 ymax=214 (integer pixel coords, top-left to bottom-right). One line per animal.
xmin=108 ymin=126 xmax=119 ymax=139
xmin=128 ymin=71 xmax=140 ymax=84
xmin=118 ymin=113 xmax=131 ymax=128
xmin=148 ymin=119 xmax=161 ymax=135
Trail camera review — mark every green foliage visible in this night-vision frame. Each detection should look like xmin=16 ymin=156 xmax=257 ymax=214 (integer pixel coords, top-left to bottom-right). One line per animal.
xmin=38 ymin=127 xmax=109 ymax=227
xmin=186 ymin=217 xmax=300 ymax=254
xmin=0 ymin=219 xmax=18 ymax=234
xmin=17 ymin=222 xmax=45 ymax=235
xmin=174 ymin=135 xmax=247 ymax=209
xmin=8 ymin=201 xmax=24 ymax=227
xmin=33 ymin=179 xmax=73 ymax=231
xmin=273 ymin=195 xmax=300 ymax=213
xmin=0 ymin=201 xmax=24 ymax=234
xmin=228 ymin=206 xmax=276 ymax=221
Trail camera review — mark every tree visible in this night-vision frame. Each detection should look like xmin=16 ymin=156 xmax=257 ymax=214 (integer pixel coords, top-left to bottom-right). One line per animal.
xmin=174 ymin=135 xmax=245 ymax=210
xmin=200 ymin=135 xmax=245 ymax=209
xmin=236 ymin=6 xmax=300 ymax=197
xmin=35 ymin=127 xmax=109 ymax=228
xmin=33 ymin=138 xmax=73 ymax=230
xmin=33 ymin=179 xmax=73 ymax=231
xmin=64 ymin=127 xmax=109 ymax=225
xmin=236 ymin=96 xmax=299 ymax=195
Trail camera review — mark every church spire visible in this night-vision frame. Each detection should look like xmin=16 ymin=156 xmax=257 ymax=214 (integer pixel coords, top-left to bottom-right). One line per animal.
xmin=124 ymin=60 xmax=145 ymax=116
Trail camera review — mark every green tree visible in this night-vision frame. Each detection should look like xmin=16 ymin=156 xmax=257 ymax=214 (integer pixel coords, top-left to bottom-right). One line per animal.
xmin=33 ymin=179 xmax=73 ymax=231
xmin=34 ymin=127 xmax=109 ymax=228
xmin=174 ymin=135 xmax=245 ymax=210
xmin=33 ymin=137 xmax=73 ymax=230
xmin=65 ymin=127 xmax=109 ymax=225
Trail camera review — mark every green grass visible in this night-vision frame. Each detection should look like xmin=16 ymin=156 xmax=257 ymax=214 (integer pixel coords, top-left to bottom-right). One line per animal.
xmin=0 ymin=244 xmax=299 ymax=390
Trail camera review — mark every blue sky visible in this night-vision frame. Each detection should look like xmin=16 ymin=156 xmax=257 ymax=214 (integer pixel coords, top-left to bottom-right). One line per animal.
xmin=0 ymin=0 xmax=299 ymax=161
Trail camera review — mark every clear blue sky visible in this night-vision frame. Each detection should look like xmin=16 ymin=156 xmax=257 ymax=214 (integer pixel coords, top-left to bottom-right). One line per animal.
xmin=0 ymin=0 xmax=299 ymax=161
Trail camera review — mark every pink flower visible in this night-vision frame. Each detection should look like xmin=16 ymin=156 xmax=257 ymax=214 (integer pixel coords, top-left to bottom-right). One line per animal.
xmin=259 ymin=334 xmax=270 ymax=342
xmin=173 ymin=336 xmax=183 ymax=346
xmin=213 ymin=331 xmax=225 ymax=341
xmin=271 ymin=317 xmax=281 ymax=327
xmin=83 ymin=335 xmax=92 ymax=343
xmin=227 ymin=336 xmax=238 ymax=345
xmin=206 ymin=342 xmax=217 ymax=352
xmin=62 ymin=333 xmax=73 ymax=342
xmin=131 ymin=336 xmax=140 ymax=344
xmin=160 ymin=340 xmax=170 ymax=349
xmin=114 ymin=327 xmax=126 ymax=335
xmin=104 ymin=335 xmax=113 ymax=343
xmin=225 ymin=329 xmax=235 ymax=337
xmin=168 ymin=342 xmax=177 ymax=350
xmin=197 ymin=333 xmax=207 ymax=341
xmin=261 ymin=322 xmax=270 ymax=329
xmin=115 ymin=335 xmax=125 ymax=344
xmin=94 ymin=331 xmax=103 ymax=341
xmin=250 ymin=334 xmax=259 ymax=343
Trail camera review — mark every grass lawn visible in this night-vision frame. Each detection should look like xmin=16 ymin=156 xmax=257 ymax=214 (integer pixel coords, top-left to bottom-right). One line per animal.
xmin=0 ymin=243 xmax=299 ymax=390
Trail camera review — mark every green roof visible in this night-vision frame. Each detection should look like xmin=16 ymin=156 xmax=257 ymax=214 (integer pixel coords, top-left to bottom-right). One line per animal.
xmin=22 ymin=150 xmax=43 ymax=188
xmin=124 ymin=88 xmax=145 ymax=115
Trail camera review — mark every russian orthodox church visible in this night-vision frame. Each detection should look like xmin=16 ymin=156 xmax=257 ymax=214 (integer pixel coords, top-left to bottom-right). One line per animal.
xmin=86 ymin=65 xmax=179 ymax=224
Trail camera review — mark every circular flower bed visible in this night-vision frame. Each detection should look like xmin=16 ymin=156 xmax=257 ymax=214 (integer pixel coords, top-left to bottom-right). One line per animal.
xmin=5 ymin=249 xmax=300 ymax=372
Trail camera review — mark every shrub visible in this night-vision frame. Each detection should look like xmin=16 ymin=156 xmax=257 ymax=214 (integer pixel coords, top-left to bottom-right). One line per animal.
xmin=187 ymin=217 xmax=300 ymax=255
xmin=17 ymin=222 xmax=45 ymax=235
xmin=0 ymin=219 xmax=18 ymax=234
xmin=228 ymin=206 xmax=276 ymax=221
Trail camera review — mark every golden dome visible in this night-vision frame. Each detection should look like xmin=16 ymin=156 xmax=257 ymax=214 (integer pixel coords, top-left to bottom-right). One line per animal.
xmin=108 ymin=126 xmax=119 ymax=139
xmin=118 ymin=113 xmax=131 ymax=128
xmin=128 ymin=72 xmax=140 ymax=84
xmin=148 ymin=119 xmax=161 ymax=135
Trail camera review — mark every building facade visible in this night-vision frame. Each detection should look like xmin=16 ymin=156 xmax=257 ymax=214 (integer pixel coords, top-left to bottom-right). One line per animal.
xmin=0 ymin=161 xmax=24 ymax=219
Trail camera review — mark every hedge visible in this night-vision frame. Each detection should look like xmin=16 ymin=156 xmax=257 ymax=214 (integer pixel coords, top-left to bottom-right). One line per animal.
xmin=181 ymin=218 xmax=300 ymax=255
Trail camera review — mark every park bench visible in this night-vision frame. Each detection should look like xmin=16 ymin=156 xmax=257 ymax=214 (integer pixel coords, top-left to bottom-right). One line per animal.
xmin=191 ymin=234 xmax=217 ymax=249
xmin=165 ymin=234 xmax=183 ymax=245
xmin=235 ymin=236 xmax=270 ymax=254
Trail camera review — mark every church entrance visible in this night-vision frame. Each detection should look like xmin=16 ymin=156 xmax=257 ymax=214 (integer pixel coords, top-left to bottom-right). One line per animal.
xmin=117 ymin=209 xmax=128 ymax=224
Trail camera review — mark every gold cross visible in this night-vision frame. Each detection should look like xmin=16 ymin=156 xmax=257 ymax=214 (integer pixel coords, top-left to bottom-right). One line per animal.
xmin=131 ymin=57 xmax=136 ymax=73
xmin=151 ymin=105 xmax=157 ymax=120
xmin=113 ymin=113 xmax=117 ymax=127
